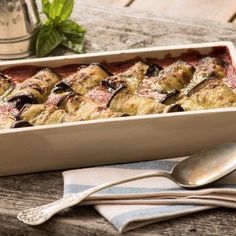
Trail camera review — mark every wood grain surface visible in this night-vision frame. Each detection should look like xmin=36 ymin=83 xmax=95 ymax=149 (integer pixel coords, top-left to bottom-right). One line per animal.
xmin=130 ymin=0 xmax=236 ymax=22
xmin=1 ymin=171 xmax=236 ymax=236
xmin=95 ymin=0 xmax=236 ymax=23
xmin=71 ymin=2 xmax=236 ymax=53
xmin=90 ymin=0 xmax=132 ymax=7
xmin=1 ymin=1 xmax=236 ymax=235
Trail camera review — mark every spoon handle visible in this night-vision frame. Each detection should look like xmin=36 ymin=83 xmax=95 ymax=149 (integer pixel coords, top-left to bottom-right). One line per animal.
xmin=18 ymin=170 xmax=173 ymax=225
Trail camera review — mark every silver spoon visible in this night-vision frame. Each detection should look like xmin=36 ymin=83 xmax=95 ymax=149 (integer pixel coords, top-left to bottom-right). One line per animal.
xmin=17 ymin=143 xmax=236 ymax=226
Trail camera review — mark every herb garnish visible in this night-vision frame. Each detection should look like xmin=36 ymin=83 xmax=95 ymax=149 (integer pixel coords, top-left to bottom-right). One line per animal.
xmin=36 ymin=0 xmax=86 ymax=57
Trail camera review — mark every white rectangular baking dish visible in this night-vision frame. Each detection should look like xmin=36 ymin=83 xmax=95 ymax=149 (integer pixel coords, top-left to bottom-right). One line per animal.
xmin=0 ymin=41 xmax=236 ymax=176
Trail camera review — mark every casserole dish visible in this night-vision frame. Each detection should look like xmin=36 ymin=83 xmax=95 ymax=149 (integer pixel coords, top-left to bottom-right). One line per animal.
xmin=0 ymin=41 xmax=236 ymax=176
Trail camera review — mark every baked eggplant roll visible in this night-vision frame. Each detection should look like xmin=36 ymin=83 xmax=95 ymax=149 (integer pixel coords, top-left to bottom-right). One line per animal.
xmin=104 ymin=62 xmax=149 ymax=93
xmin=18 ymin=104 xmax=69 ymax=126
xmin=179 ymin=57 xmax=231 ymax=110
xmin=69 ymin=85 xmax=123 ymax=120
xmin=62 ymin=64 xmax=111 ymax=95
xmin=0 ymin=73 xmax=13 ymax=97
xmin=184 ymin=57 xmax=226 ymax=96
xmin=6 ymin=69 xmax=60 ymax=109
xmin=73 ymin=100 xmax=122 ymax=121
xmin=46 ymin=81 xmax=74 ymax=107
xmin=152 ymin=61 xmax=194 ymax=93
xmin=138 ymin=61 xmax=194 ymax=103
xmin=109 ymin=89 xmax=165 ymax=116
xmin=58 ymin=94 xmax=82 ymax=113
xmin=180 ymin=80 xmax=236 ymax=110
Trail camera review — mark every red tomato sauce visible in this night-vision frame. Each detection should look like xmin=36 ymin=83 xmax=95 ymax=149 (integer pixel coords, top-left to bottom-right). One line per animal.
xmin=2 ymin=46 xmax=236 ymax=90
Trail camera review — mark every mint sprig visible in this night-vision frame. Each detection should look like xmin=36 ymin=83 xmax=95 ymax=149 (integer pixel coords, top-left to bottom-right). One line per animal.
xmin=36 ymin=0 xmax=86 ymax=57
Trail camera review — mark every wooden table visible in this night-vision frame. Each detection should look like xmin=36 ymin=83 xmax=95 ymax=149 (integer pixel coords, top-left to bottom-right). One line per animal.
xmin=96 ymin=0 xmax=236 ymax=23
xmin=1 ymin=2 xmax=236 ymax=235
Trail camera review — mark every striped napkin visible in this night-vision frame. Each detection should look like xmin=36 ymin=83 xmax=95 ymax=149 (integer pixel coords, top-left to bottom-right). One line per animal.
xmin=63 ymin=157 xmax=236 ymax=232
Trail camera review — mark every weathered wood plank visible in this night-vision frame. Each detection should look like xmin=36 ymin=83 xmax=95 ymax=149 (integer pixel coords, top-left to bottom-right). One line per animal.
xmin=89 ymin=0 xmax=132 ymax=7
xmin=69 ymin=2 xmax=236 ymax=54
xmin=0 ymin=171 xmax=235 ymax=236
xmin=130 ymin=0 xmax=236 ymax=22
xmin=1 ymin=1 xmax=236 ymax=235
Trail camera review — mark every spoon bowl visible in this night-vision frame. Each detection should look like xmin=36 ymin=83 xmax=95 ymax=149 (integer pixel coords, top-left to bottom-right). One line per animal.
xmin=172 ymin=143 xmax=236 ymax=188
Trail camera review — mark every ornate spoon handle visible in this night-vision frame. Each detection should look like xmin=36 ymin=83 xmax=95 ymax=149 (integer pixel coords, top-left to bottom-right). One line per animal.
xmin=17 ymin=170 xmax=173 ymax=225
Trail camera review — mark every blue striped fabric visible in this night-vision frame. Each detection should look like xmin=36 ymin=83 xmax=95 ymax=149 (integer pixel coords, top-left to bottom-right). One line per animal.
xmin=64 ymin=183 xmax=236 ymax=195
xmin=111 ymin=205 xmax=206 ymax=231
xmin=63 ymin=158 xmax=236 ymax=232
xmin=99 ymin=160 xmax=178 ymax=171
xmin=64 ymin=184 xmax=184 ymax=195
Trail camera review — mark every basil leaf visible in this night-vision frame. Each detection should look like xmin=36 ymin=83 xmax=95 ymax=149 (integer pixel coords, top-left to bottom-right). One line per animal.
xmin=35 ymin=0 xmax=86 ymax=57
xmin=42 ymin=0 xmax=50 ymax=17
xmin=61 ymin=33 xmax=85 ymax=54
xmin=57 ymin=20 xmax=86 ymax=35
xmin=47 ymin=0 xmax=64 ymax=21
xmin=36 ymin=24 xmax=63 ymax=57
xmin=58 ymin=0 xmax=74 ymax=22
xmin=46 ymin=0 xmax=74 ymax=23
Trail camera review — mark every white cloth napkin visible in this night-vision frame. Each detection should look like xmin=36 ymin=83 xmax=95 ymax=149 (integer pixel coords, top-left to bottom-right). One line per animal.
xmin=63 ymin=157 xmax=236 ymax=232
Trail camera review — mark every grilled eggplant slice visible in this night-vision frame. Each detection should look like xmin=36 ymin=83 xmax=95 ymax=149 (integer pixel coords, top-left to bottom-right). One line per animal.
xmin=154 ymin=61 xmax=194 ymax=93
xmin=179 ymin=57 xmax=231 ymax=110
xmin=91 ymin=63 xmax=113 ymax=76
xmin=46 ymin=81 xmax=74 ymax=107
xmin=67 ymin=85 xmax=124 ymax=120
xmin=109 ymin=89 xmax=165 ymax=116
xmin=18 ymin=104 xmax=69 ymax=126
xmin=7 ymin=69 xmax=60 ymax=109
xmin=106 ymin=85 xmax=127 ymax=108
xmin=180 ymin=80 xmax=236 ymax=110
xmin=73 ymin=99 xmax=123 ymax=121
xmin=184 ymin=57 xmax=225 ymax=96
xmin=59 ymin=94 xmax=83 ymax=113
xmin=137 ymin=61 xmax=194 ymax=103
xmin=62 ymin=85 xmax=122 ymax=121
xmin=12 ymin=120 xmax=33 ymax=128
xmin=164 ymin=104 xmax=184 ymax=113
xmin=145 ymin=64 xmax=163 ymax=77
xmin=0 ymin=73 xmax=13 ymax=96
xmin=104 ymin=62 xmax=149 ymax=93
xmin=62 ymin=64 xmax=111 ymax=95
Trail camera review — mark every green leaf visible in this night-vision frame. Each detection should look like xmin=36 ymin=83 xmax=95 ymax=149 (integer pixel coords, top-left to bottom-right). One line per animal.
xmin=57 ymin=20 xmax=86 ymax=35
xmin=45 ymin=0 xmax=74 ymax=23
xmin=58 ymin=0 xmax=74 ymax=22
xmin=61 ymin=32 xmax=85 ymax=54
xmin=36 ymin=24 xmax=63 ymax=57
xmin=34 ymin=0 xmax=86 ymax=57
xmin=47 ymin=0 xmax=63 ymax=21
xmin=42 ymin=0 xmax=50 ymax=17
